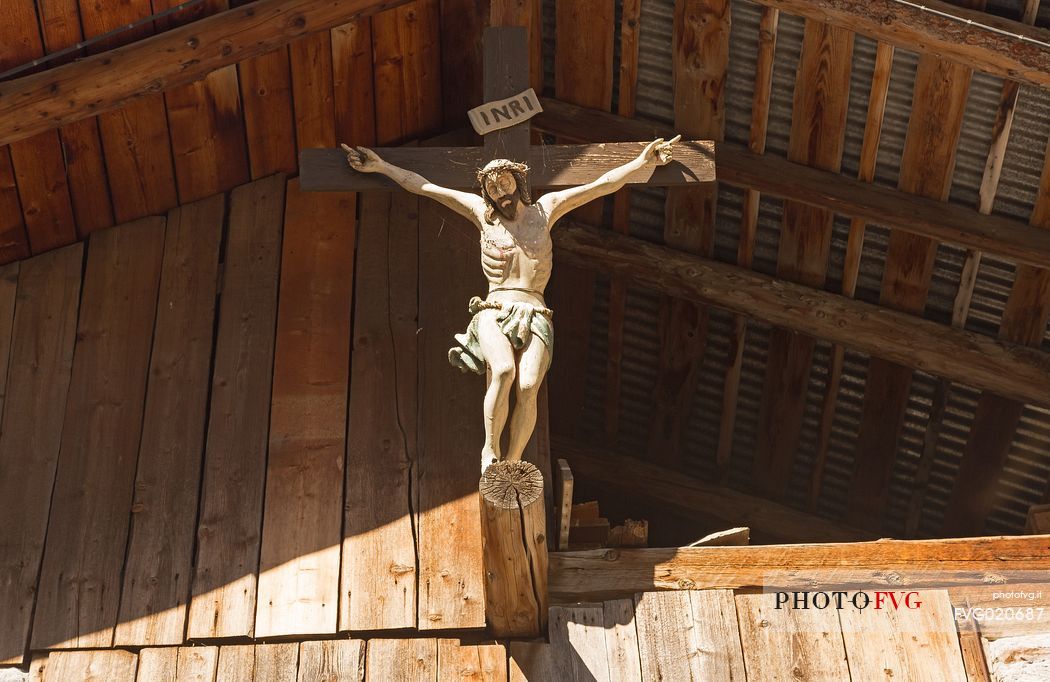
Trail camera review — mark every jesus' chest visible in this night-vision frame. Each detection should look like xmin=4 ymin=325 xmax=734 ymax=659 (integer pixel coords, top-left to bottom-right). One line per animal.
xmin=480 ymin=211 xmax=552 ymax=261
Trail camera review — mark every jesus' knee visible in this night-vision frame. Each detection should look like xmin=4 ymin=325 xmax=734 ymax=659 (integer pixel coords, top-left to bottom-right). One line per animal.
xmin=516 ymin=375 xmax=541 ymax=403
xmin=490 ymin=361 xmax=516 ymax=391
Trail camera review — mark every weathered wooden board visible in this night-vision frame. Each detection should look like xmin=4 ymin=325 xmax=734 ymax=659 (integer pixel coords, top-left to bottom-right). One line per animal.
xmin=32 ymin=218 xmax=164 ymax=651
xmin=634 ymin=591 xmax=701 ymax=680
xmin=214 ymin=645 xmax=255 ymax=681
xmin=188 ymin=175 xmax=285 ymax=638
xmin=0 ymin=148 xmax=30 ymax=263
xmin=300 ymin=143 xmax=716 ymax=192
xmin=737 ymin=591 xmax=850 ymax=680
xmin=0 ymin=246 xmax=81 ymax=664
xmin=603 ymin=599 xmax=642 ymax=682
xmin=332 ymin=18 xmax=378 ymax=147
xmin=838 ymin=590 xmax=967 ymax=681
xmin=690 ymin=589 xmax=747 ymax=679
xmin=509 ymin=642 xmax=562 ymax=682
xmin=254 ymin=643 xmax=300 ymax=682
xmin=44 ymin=650 xmax=138 ymax=682
xmin=135 ymin=648 xmax=177 ymax=682
xmin=342 ymin=193 xmax=418 ymax=631
xmin=31 ymin=1 xmax=115 ymax=240
xmin=416 ymin=198 xmax=487 ymax=631
xmin=366 ymin=639 xmax=437 ymax=681
xmin=115 ymin=195 xmax=224 ymax=645
xmin=550 ymin=536 xmax=1050 ymax=602
xmin=290 ymin=31 xmax=337 ymax=151
xmin=298 ymin=640 xmax=366 ymax=682
xmin=176 ymin=647 xmax=219 ymax=682
xmin=437 ymin=640 xmax=507 ymax=682
xmin=0 ymin=263 xmax=18 ymax=432
xmin=372 ymin=0 xmax=443 ymax=146
xmin=753 ymin=19 xmax=853 ymax=496
xmin=255 ymin=178 xmax=354 ymax=636
xmin=239 ymin=48 xmax=298 ymax=178
xmin=78 ymin=0 xmax=178 ymax=223
xmin=1 ymin=1 xmax=77 ymax=254
xmin=550 ymin=605 xmax=611 ymax=681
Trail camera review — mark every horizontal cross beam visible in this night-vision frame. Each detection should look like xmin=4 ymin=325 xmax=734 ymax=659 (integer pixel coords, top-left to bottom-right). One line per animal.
xmin=553 ymin=222 xmax=1050 ymax=408
xmin=298 ymin=142 xmax=716 ymax=192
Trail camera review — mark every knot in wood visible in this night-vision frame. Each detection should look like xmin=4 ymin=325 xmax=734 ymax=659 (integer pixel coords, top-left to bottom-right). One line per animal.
xmin=479 ymin=461 xmax=543 ymax=509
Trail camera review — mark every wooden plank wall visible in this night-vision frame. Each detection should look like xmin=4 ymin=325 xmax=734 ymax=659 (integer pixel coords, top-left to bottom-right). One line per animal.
xmin=20 ymin=589 xmax=983 ymax=679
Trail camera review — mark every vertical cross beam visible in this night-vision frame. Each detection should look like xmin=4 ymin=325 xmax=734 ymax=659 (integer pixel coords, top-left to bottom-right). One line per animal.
xmin=483 ymin=26 xmax=531 ymax=161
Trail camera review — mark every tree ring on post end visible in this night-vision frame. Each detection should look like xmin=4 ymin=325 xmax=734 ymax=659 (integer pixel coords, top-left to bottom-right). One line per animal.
xmin=480 ymin=460 xmax=544 ymax=509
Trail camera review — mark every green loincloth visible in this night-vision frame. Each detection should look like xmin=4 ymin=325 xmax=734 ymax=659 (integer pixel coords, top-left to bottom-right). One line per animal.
xmin=448 ymin=297 xmax=554 ymax=375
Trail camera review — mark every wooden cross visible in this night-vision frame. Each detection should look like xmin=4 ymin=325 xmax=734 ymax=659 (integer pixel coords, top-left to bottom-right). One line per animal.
xmin=299 ymin=27 xmax=715 ymax=193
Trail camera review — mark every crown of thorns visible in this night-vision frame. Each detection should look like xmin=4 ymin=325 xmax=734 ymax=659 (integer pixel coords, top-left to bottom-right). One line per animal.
xmin=476 ymin=159 xmax=530 ymax=185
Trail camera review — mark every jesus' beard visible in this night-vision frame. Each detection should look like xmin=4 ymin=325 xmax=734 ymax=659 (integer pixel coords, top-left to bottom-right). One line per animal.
xmin=490 ymin=192 xmax=520 ymax=221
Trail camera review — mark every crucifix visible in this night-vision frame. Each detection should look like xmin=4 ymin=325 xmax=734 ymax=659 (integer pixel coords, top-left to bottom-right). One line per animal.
xmin=301 ymin=27 xmax=715 ymax=475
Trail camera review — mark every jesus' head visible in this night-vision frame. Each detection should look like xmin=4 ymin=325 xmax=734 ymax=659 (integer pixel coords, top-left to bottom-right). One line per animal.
xmin=477 ymin=159 xmax=532 ymax=222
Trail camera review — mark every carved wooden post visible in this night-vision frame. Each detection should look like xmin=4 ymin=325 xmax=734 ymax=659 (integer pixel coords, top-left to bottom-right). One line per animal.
xmin=479 ymin=460 xmax=549 ymax=637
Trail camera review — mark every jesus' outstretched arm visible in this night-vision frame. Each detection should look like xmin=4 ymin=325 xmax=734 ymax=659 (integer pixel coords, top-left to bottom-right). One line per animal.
xmin=343 ymin=144 xmax=486 ymax=227
xmin=538 ymin=135 xmax=681 ymax=226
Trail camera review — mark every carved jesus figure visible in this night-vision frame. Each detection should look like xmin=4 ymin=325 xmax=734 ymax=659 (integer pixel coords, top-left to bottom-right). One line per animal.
xmin=345 ymin=136 xmax=680 ymax=472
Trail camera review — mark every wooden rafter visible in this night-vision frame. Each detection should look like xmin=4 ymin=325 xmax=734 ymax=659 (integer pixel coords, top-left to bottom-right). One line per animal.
xmin=533 ymin=99 xmax=1050 ymax=272
xmin=549 ymin=535 xmax=1050 ymax=602
xmin=0 ymin=0 xmax=413 ymax=146
xmin=553 ymin=222 xmax=1050 ymax=409
xmin=553 ymin=437 xmax=872 ymax=544
xmin=750 ymin=0 xmax=1050 ymax=89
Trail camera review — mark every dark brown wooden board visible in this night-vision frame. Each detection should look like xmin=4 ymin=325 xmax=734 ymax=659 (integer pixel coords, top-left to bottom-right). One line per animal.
xmin=0 ymin=148 xmax=30 ymax=263
xmin=32 ymin=218 xmax=165 ymax=650
xmin=847 ymin=52 xmax=974 ymax=528
xmin=0 ymin=249 xmax=83 ymax=666
xmin=342 ymin=192 xmax=419 ymax=631
xmin=188 ymin=175 xmax=285 ymax=639
xmin=114 ymin=195 xmax=224 ymax=646
xmin=240 ymin=48 xmax=299 ymax=178
xmin=752 ymin=20 xmax=853 ymax=496
xmin=300 ymin=143 xmax=716 ymax=191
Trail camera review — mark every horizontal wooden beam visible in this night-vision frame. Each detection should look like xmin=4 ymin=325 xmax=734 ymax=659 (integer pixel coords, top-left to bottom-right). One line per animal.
xmin=549 ymin=535 xmax=1050 ymax=602
xmin=0 ymin=0 xmax=413 ymax=146
xmin=298 ymin=142 xmax=716 ymax=191
xmin=752 ymin=0 xmax=1050 ymax=89
xmin=553 ymin=222 xmax=1050 ymax=407
xmin=534 ymin=98 xmax=1050 ymax=271
xmin=552 ymin=436 xmax=873 ymax=545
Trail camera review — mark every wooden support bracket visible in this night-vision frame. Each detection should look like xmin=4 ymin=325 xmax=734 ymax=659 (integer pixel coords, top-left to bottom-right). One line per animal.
xmin=479 ymin=461 xmax=549 ymax=638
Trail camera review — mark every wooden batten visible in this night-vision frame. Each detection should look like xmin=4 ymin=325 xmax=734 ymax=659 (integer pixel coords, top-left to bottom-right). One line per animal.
xmin=480 ymin=461 xmax=549 ymax=638
xmin=648 ymin=0 xmax=729 ymax=465
xmin=752 ymin=19 xmax=853 ymax=497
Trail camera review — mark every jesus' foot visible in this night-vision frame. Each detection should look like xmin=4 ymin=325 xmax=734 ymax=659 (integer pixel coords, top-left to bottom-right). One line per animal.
xmin=481 ymin=448 xmax=499 ymax=475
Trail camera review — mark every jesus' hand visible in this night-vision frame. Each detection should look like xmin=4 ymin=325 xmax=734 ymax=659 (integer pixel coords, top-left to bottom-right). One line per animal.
xmin=342 ymin=144 xmax=384 ymax=173
xmin=639 ymin=135 xmax=682 ymax=166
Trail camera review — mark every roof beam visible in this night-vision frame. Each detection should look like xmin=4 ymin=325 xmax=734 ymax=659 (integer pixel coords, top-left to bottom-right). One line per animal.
xmin=534 ymin=98 xmax=1050 ymax=271
xmin=0 ymin=0 xmax=411 ymax=146
xmin=750 ymin=0 xmax=1050 ymax=89
xmin=552 ymin=436 xmax=873 ymax=545
xmin=549 ymin=535 xmax=1050 ymax=602
xmin=553 ymin=222 xmax=1050 ymax=407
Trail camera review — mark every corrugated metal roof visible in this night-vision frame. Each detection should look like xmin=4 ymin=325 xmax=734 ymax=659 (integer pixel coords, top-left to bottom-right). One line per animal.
xmin=543 ymin=0 xmax=1050 ymax=536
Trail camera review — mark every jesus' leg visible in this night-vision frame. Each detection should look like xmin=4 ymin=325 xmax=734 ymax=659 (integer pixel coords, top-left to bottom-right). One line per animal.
xmin=505 ymin=334 xmax=552 ymax=463
xmin=477 ymin=311 xmax=517 ymax=472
